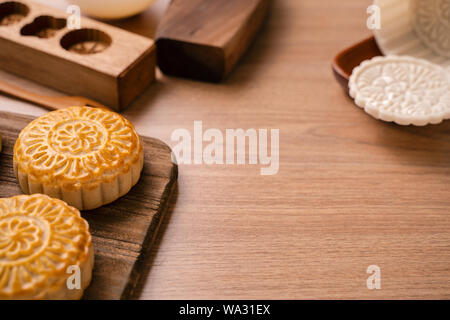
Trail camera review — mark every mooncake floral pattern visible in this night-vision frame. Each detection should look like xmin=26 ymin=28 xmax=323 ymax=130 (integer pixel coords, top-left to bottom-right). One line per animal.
xmin=49 ymin=120 xmax=106 ymax=155
xmin=349 ymin=56 xmax=450 ymax=125
xmin=0 ymin=216 xmax=46 ymax=262
xmin=14 ymin=106 xmax=142 ymax=185
xmin=413 ymin=0 xmax=450 ymax=58
xmin=0 ymin=195 xmax=91 ymax=298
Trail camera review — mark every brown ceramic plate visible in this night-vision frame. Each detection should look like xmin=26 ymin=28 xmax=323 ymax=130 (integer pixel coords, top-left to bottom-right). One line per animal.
xmin=332 ymin=36 xmax=382 ymax=92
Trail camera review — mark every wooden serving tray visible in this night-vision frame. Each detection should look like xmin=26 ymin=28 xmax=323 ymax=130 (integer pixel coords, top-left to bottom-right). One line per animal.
xmin=332 ymin=36 xmax=382 ymax=92
xmin=0 ymin=111 xmax=178 ymax=300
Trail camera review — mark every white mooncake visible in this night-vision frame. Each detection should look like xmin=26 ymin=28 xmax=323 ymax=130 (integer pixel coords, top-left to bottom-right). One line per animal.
xmin=0 ymin=194 xmax=93 ymax=300
xmin=14 ymin=106 xmax=144 ymax=210
xmin=373 ymin=0 xmax=450 ymax=71
xmin=412 ymin=0 xmax=450 ymax=59
xmin=349 ymin=56 xmax=450 ymax=126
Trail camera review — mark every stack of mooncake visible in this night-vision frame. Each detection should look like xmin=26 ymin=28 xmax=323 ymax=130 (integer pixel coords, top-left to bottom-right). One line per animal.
xmin=0 ymin=106 xmax=144 ymax=299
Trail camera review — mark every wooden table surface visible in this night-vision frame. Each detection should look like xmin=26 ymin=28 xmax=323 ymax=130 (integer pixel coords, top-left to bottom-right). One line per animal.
xmin=1 ymin=0 xmax=450 ymax=299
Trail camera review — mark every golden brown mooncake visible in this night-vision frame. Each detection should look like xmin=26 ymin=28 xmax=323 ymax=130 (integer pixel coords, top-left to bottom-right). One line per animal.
xmin=0 ymin=194 xmax=94 ymax=300
xmin=13 ymin=106 xmax=144 ymax=210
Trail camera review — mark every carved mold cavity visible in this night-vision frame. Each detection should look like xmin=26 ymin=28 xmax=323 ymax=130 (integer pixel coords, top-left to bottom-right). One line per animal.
xmin=20 ymin=15 xmax=66 ymax=38
xmin=60 ymin=28 xmax=112 ymax=55
xmin=0 ymin=1 xmax=29 ymax=26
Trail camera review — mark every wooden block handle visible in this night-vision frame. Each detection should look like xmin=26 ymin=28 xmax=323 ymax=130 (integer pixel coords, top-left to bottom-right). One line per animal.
xmin=156 ymin=0 xmax=270 ymax=82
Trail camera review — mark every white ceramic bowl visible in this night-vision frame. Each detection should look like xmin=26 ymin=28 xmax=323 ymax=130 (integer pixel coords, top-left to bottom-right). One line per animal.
xmin=68 ymin=0 xmax=156 ymax=20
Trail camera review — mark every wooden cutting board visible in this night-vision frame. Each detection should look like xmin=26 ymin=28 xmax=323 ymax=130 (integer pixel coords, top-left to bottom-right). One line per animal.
xmin=0 ymin=111 xmax=178 ymax=300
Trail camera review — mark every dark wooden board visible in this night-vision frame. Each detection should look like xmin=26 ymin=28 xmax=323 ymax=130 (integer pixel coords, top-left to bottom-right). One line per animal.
xmin=156 ymin=0 xmax=270 ymax=82
xmin=0 ymin=111 xmax=178 ymax=300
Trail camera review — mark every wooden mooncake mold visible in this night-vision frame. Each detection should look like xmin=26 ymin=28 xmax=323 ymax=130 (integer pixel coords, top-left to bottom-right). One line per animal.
xmin=349 ymin=56 xmax=450 ymax=126
xmin=0 ymin=194 xmax=93 ymax=300
xmin=13 ymin=106 xmax=144 ymax=210
xmin=0 ymin=0 xmax=155 ymax=111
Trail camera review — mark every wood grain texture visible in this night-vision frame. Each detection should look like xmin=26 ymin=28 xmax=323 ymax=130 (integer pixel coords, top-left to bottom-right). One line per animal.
xmin=156 ymin=0 xmax=270 ymax=82
xmin=0 ymin=111 xmax=178 ymax=300
xmin=1 ymin=0 xmax=450 ymax=299
xmin=0 ymin=0 xmax=155 ymax=110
